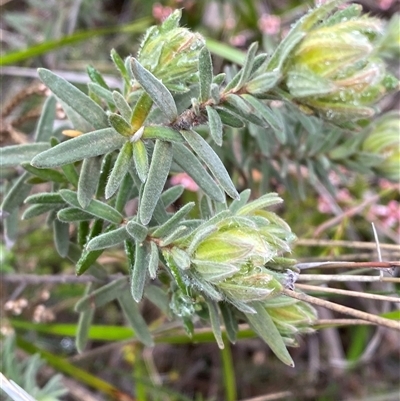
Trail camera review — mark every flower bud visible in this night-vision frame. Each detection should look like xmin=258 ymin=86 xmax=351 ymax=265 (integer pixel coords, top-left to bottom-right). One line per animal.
xmin=137 ymin=9 xmax=205 ymax=92
xmin=284 ymin=13 xmax=398 ymax=120
xmin=362 ymin=112 xmax=400 ymax=182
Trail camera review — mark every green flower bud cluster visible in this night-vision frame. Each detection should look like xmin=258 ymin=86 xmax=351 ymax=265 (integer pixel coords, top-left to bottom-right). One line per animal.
xmin=362 ymin=112 xmax=400 ymax=182
xmin=137 ymin=9 xmax=205 ymax=92
xmin=163 ymin=193 xmax=298 ymax=306
xmin=284 ymin=12 xmax=398 ymax=120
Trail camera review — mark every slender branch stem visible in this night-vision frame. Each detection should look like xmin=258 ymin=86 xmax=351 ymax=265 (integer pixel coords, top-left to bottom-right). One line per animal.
xmin=295 ymin=239 xmax=400 ymax=251
xmin=1 ymin=274 xmax=124 ymax=285
xmin=282 ymin=289 xmax=400 ymax=331
xmin=296 ymin=283 xmax=400 ymax=303
xmin=295 ymin=260 xmax=399 ymax=270
xmin=297 ymin=274 xmax=400 ymax=283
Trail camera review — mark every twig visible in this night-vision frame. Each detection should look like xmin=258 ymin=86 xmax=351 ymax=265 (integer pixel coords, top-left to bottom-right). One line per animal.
xmin=295 ymin=239 xmax=400 ymax=251
xmin=295 ymin=260 xmax=399 ymax=270
xmin=296 ymin=283 xmax=400 ymax=303
xmin=282 ymin=289 xmax=400 ymax=331
xmin=312 ymin=319 xmax=379 ymax=327
xmin=1 ymin=273 xmax=124 ymax=285
xmin=297 ymin=274 xmax=400 ymax=283
xmin=238 ymin=392 xmax=293 ymax=401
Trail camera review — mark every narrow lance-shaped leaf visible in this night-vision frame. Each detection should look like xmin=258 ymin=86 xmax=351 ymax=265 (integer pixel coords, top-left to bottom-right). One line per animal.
xmin=234 ymin=41 xmax=258 ymax=91
xmin=161 ymin=185 xmax=184 ymax=208
xmin=131 ymin=92 xmax=153 ymax=131
xmin=172 ymin=143 xmax=225 ymax=202
xmin=215 ymin=107 xmax=244 ymax=128
xmin=57 ymin=207 xmax=94 ymax=222
xmin=199 ymin=47 xmax=213 ymax=102
xmin=148 ymin=241 xmax=159 ymax=279
xmin=21 ymin=162 xmax=68 ymax=184
xmin=139 ymin=140 xmax=172 ymax=225
xmin=86 ymin=226 xmax=129 ymax=251
xmin=34 ymin=95 xmax=56 ymax=142
xmin=1 ymin=172 xmax=31 ymax=214
xmin=117 ymin=289 xmax=154 ymax=347
xmin=38 ymin=68 xmax=109 ymax=129
xmin=112 ymin=91 xmax=132 ymax=122
xmin=126 ymin=240 xmax=148 ymax=302
xmin=245 ymin=71 xmax=281 ymax=95
xmin=88 ymin=82 xmax=114 ymax=106
xmin=105 ymin=141 xmax=133 ymax=199
xmin=87 ymin=65 xmax=109 ymax=89
xmin=246 ymin=302 xmax=294 ymax=367
xmin=220 ymin=302 xmax=238 ymax=344
xmin=31 ymin=128 xmax=126 ymax=168
xmin=0 ymin=143 xmax=50 ymax=168
xmin=96 ymin=153 xmax=114 ymax=198
xmin=180 ymin=130 xmax=239 ymax=200
xmin=142 ymin=126 xmax=184 ymax=142
xmin=126 ymin=220 xmax=148 ymax=242
xmin=76 ymin=283 xmax=95 ymax=353
xmin=132 ymin=139 xmax=149 ymax=183
xmin=206 ymin=299 xmax=224 ymax=349
xmin=229 ymin=189 xmax=251 ymax=213
xmin=60 ymin=189 xmax=123 ymax=224
xmin=130 ymin=58 xmax=177 ymax=122
xmin=74 ymin=277 xmax=128 ymax=312
xmin=78 ymin=157 xmax=102 ymax=208
xmin=152 ymin=202 xmax=195 ymax=238
xmin=111 ymin=48 xmax=131 ymax=88
xmin=206 ymin=106 xmax=223 ymax=146
xmin=25 ymin=192 xmax=64 ymax=205
xmin=22 ymin=203 xmax=64 ymax=220
xmin=53 ymin=219 xmax=70 ymax=257
xmin=109 ymin=113 xmax=132 ymax=137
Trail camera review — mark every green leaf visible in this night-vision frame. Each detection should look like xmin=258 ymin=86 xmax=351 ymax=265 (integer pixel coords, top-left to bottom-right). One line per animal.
xmin=25 ymin=192 xmax=64 ymax=204
xmin=169 ymin=247 xmax=191 ymax=270
xmin=205 ymin=38 xmax=246 ymax=65
xmin=31 ymin=128 xmax=126 ymax=168
xmin=86 ymin=226 xmax=129 ymax=250
xmin=57 ymin=207 xmax=94 ymax=222
xmin=88 ymin=82 xmax=114 ymax=106
xmin=60 ymin=189 xmax=123 ymax=224
xmin=112 ymin=91 xmax=132 ymax=122
xmin=139 ymin=141 xmax=173 ymax=225
xmin=96 ymin=153 xmax=114 ymax=198
xmin=61 ymin=163 xmax=79 ymax=187
xmin=246 ymin=302 xmax=294 ymax=367
xmin=142 ymin=126 xmax=184 ymax=142
xmin=75 ymin=248 xmax=103 ymax=276
xmin=38 ymin=68 xmax=109 ymax=129
xmin=199 ymin=47 xmax=213 ymax=102
xmin=117 ymin=289 xmax=154 ymax=346
xmin=53 ymin=219 xmax=70 ymax=257
xmin=130 ymin=58 xmax=178 ymax=122
xmin=193 ymin=260 xmax=239 ymax=283
xmin=126 ymin=240 xmax=148 ymax=302
xmin=34 ymin=95 xmax=56 ymax=142
xmin=152 ymin=202 xmax=195 ymax=238
xmin=234 ymin=42 xmax=258 ymax=91
xmin=132 ymin=140 xmax=149 ymax=183
xmin=105 ymin=142 xmax=133 ymax=199
xmin=236 ymin=192 xmax=282 ymax=216
xmin=161 ymin=225 xmax=191 ymax=246
xmin=130 ymin=92 xmax=153 ymax=131
xmin=76 ymin=284 xmax=95 ymax=353
xmin=22 ymin=203 xmax=63 ymax=220
xmin=21 ymin=162 xmax=68 ymax=184
xmin=147 ymin=241 xmax=159 ymax=279
xmin=0 ymin=143 xmax=50 ymax=168
xmin=186 ymin=224 xmax=218 ymax=256
xmin=1 ymin=172 xmax=31 ymax=214
xmin=115 ymin=173 xmax=137 ymax=213
xmin=206 ymin=106 xmax=223 ymax=146
xmin=111 ymin=48 xmax=131 ymax=88
xmin=245 ymin=71 xmax=281 ymax=95
xmin=286 ymin=68 xmax=335 ymax=98
xmin=180 ymin=130 xmax=239 ymax=200
xmin=108 ymin=113 xmax=132 ymax=137
xmin=206 ymin=299 xmax=224 ymax=349
xmin=75 ymin=277 xmax=128 ymax=312
xmin=126 ymin=220 xmax=148 ymax=242
xmin=229 ymin=189 xmax=251 ymax=213
xmin=87 ymin=65 xmax=109 ymax=89
xmin=78 ymin=157 xmax=102 ymax=209
xmin=161 ymin=185 xmax=184 ymax=208
xmin=220 ymin=303 xmax=238 ymax=343
xmin=215 ymin=108 xmax=244 ymax=128
xmin=224 ymin=94 xmax=265 ymax=126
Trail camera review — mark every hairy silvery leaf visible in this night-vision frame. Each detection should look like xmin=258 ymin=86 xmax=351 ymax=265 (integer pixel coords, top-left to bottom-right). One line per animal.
xmin=60 ymin=189 xmax=123 ymax=224
xmin=198 ymin=47 xmax=213 ymax=102
xmin=74 ymin=277 xmax=127 ymax=312
xmin=109 ymin=113 xmax=132 ymax=137
xmin=180 ymin=130 xmax=239 ymax=200
xmin=220 ymin=303 xmax=238 ymax=344
xmin=21 ymin=162 xmax=68 ymax=184
xmin=245 ymin=71 xmax=281 ymax=95
xmin=130 ymin=58 xmax=178 ymax=122
xmin=117 ymin=289 xmax=154 ymax=346
xmin=34 ymin=95 xmax=56 ymax=142
xmin=224 ymin=94 xmax=265 ymax=126
xmin=215 ymin=107 xmax=244 ymax=128
xmin=142 ymin=126 xmax=184 ymax=142
xmin=206 ymin=299 xmax=224 ymax=349
xmin=234 ymin=41 xmax=258 ymax=91
xmin=25 ymin=192 xmax=64 ymax=205
xmin=87 ymin=65 xmax=109 ymax=89
xmin=193 ymin=260 xmax=239 ymax=283
xmin=172 ymin=143 xmax=225 ymax=202
xmin=86 ymin=226 xmax=129 ymax=251
xmin=22 ymin=203 xmax=64 ymax=220
xmin=78 ymin=157 xmax=102 ymax=208
xmin=112 ymin=91 xmax=132 ymax=122
xmin=53 ymin=219 xmax=70 ymax=257
xmin=132 ymin=140 xmax=149 ymax=183
xmin=76 ymin=283 xmax=95 ymax=353
xmin=148 ymin=241 xmax=159 ymax=279
xmin=1 ymin=173 xmax=31 ymax=214
xmin=236 ymin=192 xmax=283 ymax=216
xmin=111 ymin=49 xmax=131 ymax=88
xmin=1 ymin=143 xmax=50 ymax=168
xmin=105 ymin=141 xmax=133 ymax=199
xmin=57 ymin=207 xmax=94 ymax=222
xmin=127 ymin=240 xmax=148 ymax=302
xmin=206 ymin=106 xmax=223 ymax=146
xmin=229 ymin=189 xmax=251 ymax=213
xmin=88 ymin=82 xmax=114 ymax=107
xmin=31 ymin=128 xmax=125 ymax=168
xmin=38 ymin=68 xmax=109 ymax=129
xmin=139 ymin=140 xmax=173 ymax=225
xmin=152 ymin=202 xmax=195 ymax=238
xmin=161 ymin=185 xmax=184 ymax=208
xmin=161 ymin=225 xmax=191 ymax=246
xmin=126 ymin=220 xmax=148 ymax=242
xmin=246 ymin=302 xmax=294 ymax=367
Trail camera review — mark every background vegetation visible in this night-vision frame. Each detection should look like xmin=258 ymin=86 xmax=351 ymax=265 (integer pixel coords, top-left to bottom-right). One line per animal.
xmin=1 ymin=0 xmax=399 ymax=400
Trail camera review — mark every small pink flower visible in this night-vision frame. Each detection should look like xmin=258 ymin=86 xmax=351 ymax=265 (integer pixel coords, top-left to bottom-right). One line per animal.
xmin=258 ymin=14 xmax=281 ymax=36
xmin=170 ymin=173 xmax=199 ymax=192
xmin=152 ymin=3 xmax=173 ymax=22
